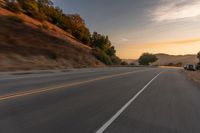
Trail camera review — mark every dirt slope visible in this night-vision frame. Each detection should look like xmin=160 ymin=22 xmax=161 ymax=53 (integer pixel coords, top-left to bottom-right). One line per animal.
xmin=0 ymin=8 xmax=103 ymax=71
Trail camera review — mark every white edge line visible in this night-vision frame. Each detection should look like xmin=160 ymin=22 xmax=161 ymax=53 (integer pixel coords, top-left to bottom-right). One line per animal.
xmin=95 ymin=71 xmax=164 ymax=133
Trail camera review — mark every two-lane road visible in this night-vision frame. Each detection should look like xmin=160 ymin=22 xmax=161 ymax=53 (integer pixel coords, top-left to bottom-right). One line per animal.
xmin=0 ymin=67 xmax=200 ymax=133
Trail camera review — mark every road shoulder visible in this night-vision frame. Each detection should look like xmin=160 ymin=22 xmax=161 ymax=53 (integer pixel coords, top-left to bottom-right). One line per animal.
xmin=181 ymin=70 xmax=200 ymax=87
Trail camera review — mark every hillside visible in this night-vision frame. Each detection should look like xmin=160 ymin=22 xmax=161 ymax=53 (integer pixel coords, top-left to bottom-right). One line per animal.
xmin=123 ymin=54 xmax=198 ymax=66
xmin=0 ymin=7 xmax=103 ymax=71
xmin=154 ymin=54 xmax=198 ymax=66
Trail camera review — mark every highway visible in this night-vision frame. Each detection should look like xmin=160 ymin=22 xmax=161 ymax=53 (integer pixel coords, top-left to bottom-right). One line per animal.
xmin=0 ymin=67 xmax=200 ymax=133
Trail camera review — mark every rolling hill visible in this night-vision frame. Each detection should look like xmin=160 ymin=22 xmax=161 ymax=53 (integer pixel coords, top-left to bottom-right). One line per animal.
xmin=123 ymin=54 xmax=198 ymax=66
xmin=154 ymin=54 xmax=198 ymax=66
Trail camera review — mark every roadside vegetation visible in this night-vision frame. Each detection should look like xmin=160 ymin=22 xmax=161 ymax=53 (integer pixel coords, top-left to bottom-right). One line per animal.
xmin=183 ymin=52 xmax=200 ymax=85
xmin=4 ymin=0 xmax=121 ymax=65
xmin=165 ymin=62 xmax=183 ymax=67
xmin=197 ymin=51 xmax=200 ymax=70
xmin=138 ymin=53 xmax=158 ymax=66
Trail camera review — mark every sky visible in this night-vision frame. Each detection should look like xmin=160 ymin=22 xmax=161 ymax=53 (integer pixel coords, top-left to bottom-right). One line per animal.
xmin=52 ymin=0 xmax=200 ymax=59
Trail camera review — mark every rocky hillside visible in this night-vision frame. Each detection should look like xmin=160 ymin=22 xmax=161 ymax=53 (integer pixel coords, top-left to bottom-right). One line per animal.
xmin=0 ymin=8 xmax=103 ymax=71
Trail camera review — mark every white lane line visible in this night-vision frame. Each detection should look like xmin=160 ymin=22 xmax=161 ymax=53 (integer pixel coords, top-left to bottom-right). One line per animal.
xmin=0 ymin=69 xmax=154 ymax=101
xmin=96 ymin=71 xmax=164 ymax=133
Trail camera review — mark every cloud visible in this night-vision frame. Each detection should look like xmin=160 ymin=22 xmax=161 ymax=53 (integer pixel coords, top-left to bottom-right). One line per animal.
xmin=134 ymin=38 xmax=200 ymax=47
xmin=152 ymin=0 xmax=200 ymax=22
xmin=121 ymin=38 xmax=129 ymax=42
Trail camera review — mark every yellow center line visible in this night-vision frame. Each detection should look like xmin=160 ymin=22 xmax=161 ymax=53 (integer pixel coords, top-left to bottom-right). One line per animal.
xmin=0 ymin=69 xmax=154 ymax=101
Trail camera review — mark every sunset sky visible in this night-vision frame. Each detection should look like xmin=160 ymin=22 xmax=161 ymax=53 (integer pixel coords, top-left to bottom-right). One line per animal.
xmin=53 ymin=0 xmax=200 ymax=59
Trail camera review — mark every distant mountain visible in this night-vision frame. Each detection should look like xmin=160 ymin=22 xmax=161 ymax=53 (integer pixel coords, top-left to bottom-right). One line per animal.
xmin=123 ymin=53 xmax=198 ymax=66
xmin=154 ymin=54 xmax=198 ymax=66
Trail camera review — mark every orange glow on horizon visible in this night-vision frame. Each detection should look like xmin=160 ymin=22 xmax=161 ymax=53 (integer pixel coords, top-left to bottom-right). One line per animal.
xmin=116 ymin=38 xmax=200 ymax=59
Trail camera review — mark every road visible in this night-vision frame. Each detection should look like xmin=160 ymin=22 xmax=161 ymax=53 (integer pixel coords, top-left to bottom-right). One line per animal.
xmin=0 ymin=67 xmax=200 ymax=133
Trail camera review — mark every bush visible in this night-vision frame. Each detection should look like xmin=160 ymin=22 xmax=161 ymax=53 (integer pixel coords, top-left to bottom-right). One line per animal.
xmin=176 ymin=62 xmax=183 ymax=67
xmin=121 ymin=61 xmax=128 ymax=65
xmin=93 ymin=48 xmax=112 ymax=65
xmin=196 ymin=62 xmax=200 ymax=70
xmin=6 ymin=1 xmax=22 ymax=13
xmin=38 ymin=24 xmax=49 ymax=30
xmin=130 ymin=62 xmax=135 ymax=66
xmin=110 ymin=56 xmax=121 ymax=65
xmin=166 ymin=63 xmax=175 ymax=66
xmin=7 ymin=15 xmax=24 ymax=23
xmin=19 ymin=0 xmax=46 ymax=21
xmin=197 ymin=51 xmax=200 ymax=61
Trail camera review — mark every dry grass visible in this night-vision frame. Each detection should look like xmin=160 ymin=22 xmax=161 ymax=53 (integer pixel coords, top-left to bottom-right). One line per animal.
xmin=154 ymin=54 xmax=198 ymax=66
xmin=0 ymin=8 xmax=103 ymax=71
xmin=182 ymin=70 xmax=200 ymax=85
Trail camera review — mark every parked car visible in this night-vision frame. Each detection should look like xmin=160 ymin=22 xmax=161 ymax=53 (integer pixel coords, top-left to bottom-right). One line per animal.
xmin=184 ymin=64 xmax=196 ymax=71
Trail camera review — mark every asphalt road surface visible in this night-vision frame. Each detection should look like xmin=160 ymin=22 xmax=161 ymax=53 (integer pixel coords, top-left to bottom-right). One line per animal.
xmin=0 ymin=67 xmax=200 ymax=133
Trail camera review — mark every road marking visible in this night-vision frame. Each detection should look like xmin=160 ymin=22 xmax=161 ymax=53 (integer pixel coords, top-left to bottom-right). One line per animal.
xmin=0 ymin=72 xmax=73 ymax=80
xmin=95 ymin=71 xmax=164 ymax=133
xmin=0 ymin=69 xmax=154 ymax=101
xmin=0 ymin=68 xmax=144 ymax=81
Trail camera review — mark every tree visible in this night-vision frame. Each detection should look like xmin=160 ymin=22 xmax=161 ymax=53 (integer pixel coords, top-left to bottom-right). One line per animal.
xmin=138 ymin=53 xmax=158 ymax=65
xmin=91 ymin=32 xmax=121 ymax=65
xmin=37 ymin=0 xmax=53 ymax=7
xmin=92 ymin=47 xmax=112 ymax=65
xmin=197 ymin=51 xmax=200 ymax=70
xmin=121 ymin=61 xmax=128 ymax=65
xmin=18 ymin=0 xmax=46 ymax=21
xmin=5 ymin=0 xmax=22 ymax=13
xmin=197 ymin=51 xmax=200 ymax=62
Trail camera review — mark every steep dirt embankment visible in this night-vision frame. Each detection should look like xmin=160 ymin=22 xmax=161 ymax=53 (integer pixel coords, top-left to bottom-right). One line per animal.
xmin=0 ymin=8 xmax=103 ymax=71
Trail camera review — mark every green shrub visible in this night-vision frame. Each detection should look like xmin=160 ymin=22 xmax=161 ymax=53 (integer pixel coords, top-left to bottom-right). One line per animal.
xmin=110 ymin=56 xmax=121 ymax=65
xmin=93 ymin=48 xmax=112 ymax=65
xmin=176 ymin=62 xmax=183 ymax=67
xmin=6 ymin=1 xmax=22 ymax=13
xmin=7 ymin=15 xmax=24 ymax=23
xmin=19 ymin=0 xmax=46 ymax=21
xmin=38 ymin=24 xmax=49 ymax=30
xmin=166 ymin=63 xmax=174 ymax=66
xmin=196 ymin=62 xmax=200 ymax=70
xmin=121 ymin=61 xmax=128 ymax=65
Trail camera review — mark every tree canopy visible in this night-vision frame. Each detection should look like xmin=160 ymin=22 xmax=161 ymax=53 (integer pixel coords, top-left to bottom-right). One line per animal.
xmin=138 ymin=53 xmax=158 ymax=65
xmin=91 ymin=32 xmax=121 ymax=65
